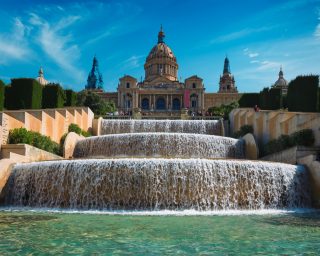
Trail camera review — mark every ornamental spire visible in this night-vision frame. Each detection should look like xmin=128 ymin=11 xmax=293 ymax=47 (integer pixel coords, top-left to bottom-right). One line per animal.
xmin=158 ymin=25 xmax=165 ymax=43
xmin=223 ymin=56 xmax=231 ymax=74
xmin=86 ymin=55 xmax=103 ymax=90
xmin=279 ymin=66 xmax=284 ymax=78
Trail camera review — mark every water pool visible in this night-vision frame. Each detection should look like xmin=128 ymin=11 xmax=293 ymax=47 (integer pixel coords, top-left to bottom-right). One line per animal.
xmin=0 ymin=210 xmax=319 ymax=255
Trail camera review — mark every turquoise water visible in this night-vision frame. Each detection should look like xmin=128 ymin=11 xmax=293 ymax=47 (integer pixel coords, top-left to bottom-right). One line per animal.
xmin=0 ymin=210 xmax=320 ymax=255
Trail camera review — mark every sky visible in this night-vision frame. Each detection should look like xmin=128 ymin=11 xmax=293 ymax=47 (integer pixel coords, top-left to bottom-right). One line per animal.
xmin=0 ymin=0 xmax=319 ymax=93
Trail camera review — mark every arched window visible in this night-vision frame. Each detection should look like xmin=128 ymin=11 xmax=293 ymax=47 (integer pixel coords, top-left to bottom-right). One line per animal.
xmin=156 ymin=97 xmax=166 ymax=110
xmin=192 ymin=83 xmax=196 ymax=89
xmin=190 ymin=94 xmax=198 ymax=109
xmin=126 ymin=82 xmax=130 ymax=88
xmin=172 ymin=98 xmax=180 ymax=110
xmin=141 ymin=98 xmax=149 ymax=110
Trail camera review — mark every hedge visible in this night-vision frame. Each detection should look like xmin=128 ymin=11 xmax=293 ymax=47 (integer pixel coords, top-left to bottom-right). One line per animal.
xmin=5 ymin=78 xmax=42 ymax=110
xmin=42 ymin=83 xmax=66 ymax=109
xmin=287 ymin=75 xmax=319 ymax=112
xmin=68 ymin=123 xmax=91 ymax=137
xmin=0 ymin=80 xmax=4 ymax=111
xmin=239 ymin=88 xmax=282 ymax=110
xmin=64 ymin=89 xmax=77 ymax=107
xmin=238 ymin=93 xmax=259 ymax=108
xmin=262 ymin=129 xmax=315 ymax=156
xmin=258 ymin=87 xmax=282 ymax=110
xmin=8 ymin=128 xmax=60 ymax=155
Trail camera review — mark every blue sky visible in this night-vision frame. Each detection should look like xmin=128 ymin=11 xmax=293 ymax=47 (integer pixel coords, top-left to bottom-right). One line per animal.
xmin=0 ymin=0 xmax=319 ymax=92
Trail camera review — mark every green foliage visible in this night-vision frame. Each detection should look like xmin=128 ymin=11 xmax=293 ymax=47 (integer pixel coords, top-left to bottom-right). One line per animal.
xmin=238 ymin=93 xmax=259 ymax=108
xmin=4 ymin=86 xmax=14 ymax=110
xmin=59 ymin=133 xmax=68 ymax=156
xmin=42 ymin=83 xmax=66 ymax=109
xmin=287 ymin=75 xmax=319 ymax=112
xmin=0 ymin=80 xmax=5 ymax=111
xmin=8 ymin=128 xmax=60 ymax=155
xmin=5 ymin=78 xmax=42 ymax=110
xmin=64 ymin=89 xmax=77 ymax=107
xmin=232 ymin=125 xmax=254 ymax=138
xmin=76 ymin=90 xmax=116 ymax=116
xmin=208 ymin=101 xmax=239 ymax=120
xmin=259 ymin=87 xmax=282 ymax=110
xmin=262 ymin=129 xmax=315 ymax=156
xmin=68 ymin=123 xmax=91 ymax=137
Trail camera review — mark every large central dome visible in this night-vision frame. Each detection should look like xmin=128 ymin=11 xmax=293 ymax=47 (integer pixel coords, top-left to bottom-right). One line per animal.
xmin=144 ymin=26 xmax=178 ymax=82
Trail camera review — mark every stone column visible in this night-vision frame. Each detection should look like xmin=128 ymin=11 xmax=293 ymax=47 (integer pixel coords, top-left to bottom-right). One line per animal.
xmin=166 ymin=95 xmax=169 ymax=109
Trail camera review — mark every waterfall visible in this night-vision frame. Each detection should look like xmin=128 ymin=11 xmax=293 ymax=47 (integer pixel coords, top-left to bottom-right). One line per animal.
xmin=0 ymin=118 xmax=313 ymax=211
xmin=73 ymin=133 xmax=245 ymax=159
xmin=100 ymin=120 xmax=222 ymax=135
xmin=2 ymin=159 xmax=311 ymax=210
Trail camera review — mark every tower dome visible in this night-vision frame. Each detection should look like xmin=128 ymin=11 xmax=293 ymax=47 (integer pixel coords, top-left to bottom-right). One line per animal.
xmin=273 ymin=67 xmax=288 ymax=94
xmin=144 ymin=26 xmax=178 ymax=82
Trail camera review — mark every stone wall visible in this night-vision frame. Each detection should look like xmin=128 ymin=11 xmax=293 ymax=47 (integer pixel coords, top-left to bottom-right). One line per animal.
xmin=204 ymin=93 xmax=242 ymax=110
xmin=0 ymin=107 xmax=94 ymax=144
xmin=229 ymin=108 xmax=320 ymax=147
xmin=260 ymin=146 xmax=320 ymax=164
xmin=1 ymin=144 xmax=63 ymax=161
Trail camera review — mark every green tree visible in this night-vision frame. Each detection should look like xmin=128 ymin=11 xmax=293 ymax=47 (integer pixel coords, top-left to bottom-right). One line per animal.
xmin=208 ymin=101 xmax=239 ymax=120
xmin=76 ymin=90 xmax=116 ymax=115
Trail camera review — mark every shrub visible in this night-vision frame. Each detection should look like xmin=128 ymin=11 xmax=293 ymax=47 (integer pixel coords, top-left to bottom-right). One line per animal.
xmin=232 ymin=125 xmax=254 ymax=138
xmin=68 ymin=123 xmax=91 ymax=137
xmin=42 ymin=83 xmax=66 ymax=108
xmin=5 ymin=78 xmax=42 ymax=110
xmin=291 ymin=129 xmax=315 ymax=147
xmin=262 ymin=129 xmax=315 ymax=156
xmin=8 ymin=128 xmax=60 ymax=155
xmin=0 ymin=80 xmax=4 ymax=111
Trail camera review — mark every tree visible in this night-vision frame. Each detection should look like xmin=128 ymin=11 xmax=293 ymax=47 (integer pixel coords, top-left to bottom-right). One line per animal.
xmin=208 ymin=101 xmax=239 ymax=120
xmin=76 ymin=90 xmax=116 ymax=115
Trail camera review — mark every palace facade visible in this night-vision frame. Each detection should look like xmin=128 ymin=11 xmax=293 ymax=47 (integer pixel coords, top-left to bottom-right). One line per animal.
xmin=89 ymin=27 xmax=241 ymax=115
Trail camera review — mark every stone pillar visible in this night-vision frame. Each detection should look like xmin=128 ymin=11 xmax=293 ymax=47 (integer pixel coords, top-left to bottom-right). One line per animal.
xmin=166 ymin=95 xmax=169 ymax=109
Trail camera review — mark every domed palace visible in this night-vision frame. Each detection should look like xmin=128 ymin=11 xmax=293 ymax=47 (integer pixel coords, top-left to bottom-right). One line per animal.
xmin=93 ymin=27 xmax=242 ymax=115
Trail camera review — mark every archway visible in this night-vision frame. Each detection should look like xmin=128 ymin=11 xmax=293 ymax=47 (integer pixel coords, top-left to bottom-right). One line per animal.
xmin=156 ymin=97 xmax=166 ymax=110
xmin=141 ymin=98 xmax=149 ymax=110
xmin=172 ymin=98 xmax=180 ymax=110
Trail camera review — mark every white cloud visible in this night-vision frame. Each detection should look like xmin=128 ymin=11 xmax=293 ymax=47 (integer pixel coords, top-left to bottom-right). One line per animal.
xmin=0 ymin=17 xmax=31 ymax=63
xmin=211 ymin=26 xmax=273 ymax=44
xmin=248 ymin=53 xmax=259 ymax=58
xmin=29 ymin=13 xmax=85 ymax=83
xmin=243 ymin=48 xmax=259 ymax=58
xmin=257 ymin=60 xmax=281 ymax=71
xmin=250 ymin=60 xmax=259 ymax=64
xmin=315 ymin=12 xmax=320 ymax=38
xmin=120 ymin=55 xmax=144 ymax=69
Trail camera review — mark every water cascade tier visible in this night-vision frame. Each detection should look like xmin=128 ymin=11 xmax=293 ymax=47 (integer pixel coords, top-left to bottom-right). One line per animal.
xmin=101 ymin=120 xmax=222 ymax=135
xmin=2 ymin=159 xmax=311 ymax=210
xmin=73 ymin=133 xmax=245 ymax=159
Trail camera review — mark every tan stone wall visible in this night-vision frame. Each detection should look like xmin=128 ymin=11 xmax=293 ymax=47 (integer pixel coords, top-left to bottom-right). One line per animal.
xmin=0 ymin=107 xmax=94 ymax=145
xmin=230 ymin=108 xmax=320 ymax=146
xmin=204 ymin=93 xmax=242 ymax=110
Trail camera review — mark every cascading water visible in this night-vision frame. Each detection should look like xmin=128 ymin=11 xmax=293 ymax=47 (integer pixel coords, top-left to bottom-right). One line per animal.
xmin=73 ymin=133 xmax=245 ymax=159
xmin=0 ymin=119 xmax=313 ymax=211
xmin=2 ymin=159 xmax=311 ymax=210
xmin=100 ymin=119 xmax=222 ymax=135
